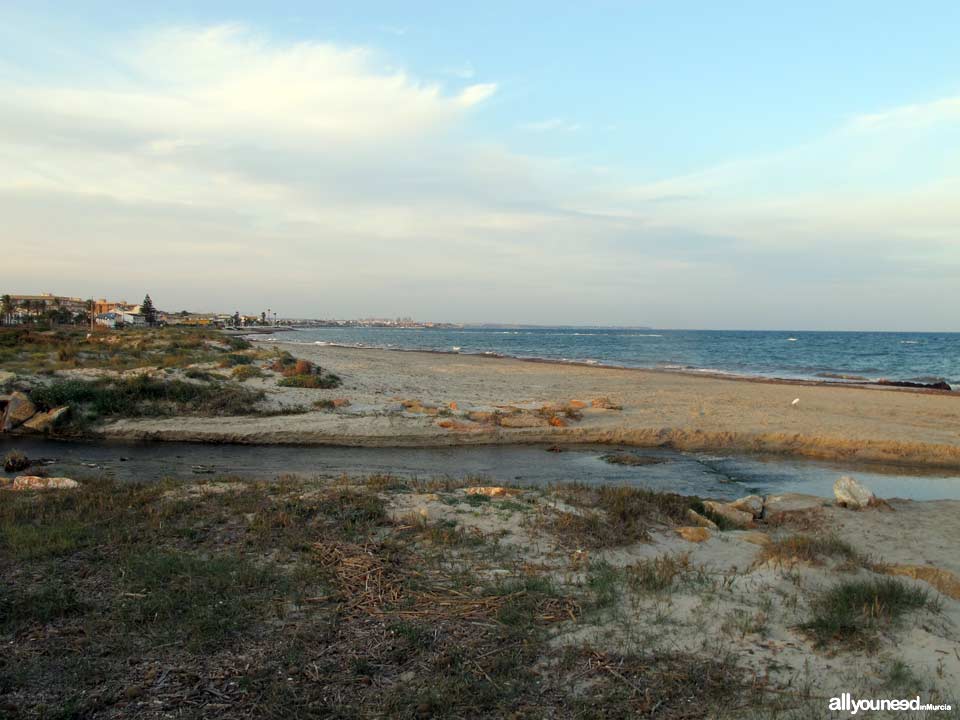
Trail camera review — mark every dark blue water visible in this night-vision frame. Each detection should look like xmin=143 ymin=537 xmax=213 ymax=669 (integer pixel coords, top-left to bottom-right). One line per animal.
xmin=271 ymin=328 xmax=959 ymax=386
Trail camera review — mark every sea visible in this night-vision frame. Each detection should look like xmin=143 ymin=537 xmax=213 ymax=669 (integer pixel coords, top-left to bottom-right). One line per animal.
xmin=273 ymin=327 xmax=959 ymax=387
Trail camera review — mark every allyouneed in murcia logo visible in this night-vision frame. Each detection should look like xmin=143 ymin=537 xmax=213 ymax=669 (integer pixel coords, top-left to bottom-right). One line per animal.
xmin=829 ymin=693 xmax=953 ymax=714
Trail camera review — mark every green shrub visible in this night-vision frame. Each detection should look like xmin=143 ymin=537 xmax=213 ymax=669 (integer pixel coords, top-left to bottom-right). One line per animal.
xmin=232 ymin=365 xmax=264 ymax=382
xmin=801 ymin=577 xmax=936 ymax=647
xmin=278 ymin=373 xmax=342 ymax=389
xmin=31 ymin=376 xmax=265 ymax=422
xmin=219 ymin=353 xmax=253 ymax=368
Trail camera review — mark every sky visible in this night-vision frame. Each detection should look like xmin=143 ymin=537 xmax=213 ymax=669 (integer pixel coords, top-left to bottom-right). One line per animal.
xmin=2 ymin=1 xmax=959 ymax=330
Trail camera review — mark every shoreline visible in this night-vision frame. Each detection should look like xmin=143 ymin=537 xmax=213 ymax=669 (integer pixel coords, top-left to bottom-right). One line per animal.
xmin=257 ymin=336 xmax=957 ymax=396
xmin=89 ymin=341 xmax=960 ymax=470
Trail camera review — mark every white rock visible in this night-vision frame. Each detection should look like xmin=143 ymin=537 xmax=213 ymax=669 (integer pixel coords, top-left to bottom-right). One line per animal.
xmin=730 ymin=495 xmax=764 ymax=518
xmin=10 ymin=476 xmax=79 ymax=491
xmin=702 ymin=500 xmax=754 ymax=528
xmin=834 ymin=476 xmax=875 ymax=509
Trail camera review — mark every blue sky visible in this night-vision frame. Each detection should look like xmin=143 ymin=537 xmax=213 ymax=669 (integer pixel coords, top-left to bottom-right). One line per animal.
xmin=2 ymin=2 xmax=959 ymax=328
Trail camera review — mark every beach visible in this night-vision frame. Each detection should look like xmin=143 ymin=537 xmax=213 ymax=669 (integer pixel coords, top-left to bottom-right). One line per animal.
xmin=102 ymin=341 xmax=960 ymax=469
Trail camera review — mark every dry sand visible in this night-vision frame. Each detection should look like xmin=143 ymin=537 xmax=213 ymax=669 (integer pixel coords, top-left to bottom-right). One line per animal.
xmin=103 ymin=343 xmax=960 ymax=468
xmin=387 ymin=483 xmax=960 ymax=702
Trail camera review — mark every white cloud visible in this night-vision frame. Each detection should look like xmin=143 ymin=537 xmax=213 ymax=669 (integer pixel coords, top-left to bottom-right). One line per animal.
xmin=846 ymin=95 xmax=960 ymax=132
xmin=1 ymin=24 xmax=958 ymax=329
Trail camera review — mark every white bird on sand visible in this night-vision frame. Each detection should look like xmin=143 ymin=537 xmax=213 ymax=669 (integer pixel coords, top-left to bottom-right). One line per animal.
xmin=791 ymin=398 xmax=800 ymax=408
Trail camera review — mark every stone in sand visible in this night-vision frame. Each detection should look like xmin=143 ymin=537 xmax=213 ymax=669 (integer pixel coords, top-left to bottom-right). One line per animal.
xmin=675 ymin=526 xmax=712 ymax=542
xmin=702 ymin=500 xmax=755 ymax=528
xmin=2 ymin=392 xmax=36 ymax=431
xmin=465 ymin=486 xmax=521 ymax=498
xmin=686 ymin=509 xmax=719 ymax=530
xmin=833 ymin=476 xmax=876 ymax=509
xmin=730 ymin=494 xmax=764 ymax=518
xmin=10 ymin=476 xmax=79 ymax=491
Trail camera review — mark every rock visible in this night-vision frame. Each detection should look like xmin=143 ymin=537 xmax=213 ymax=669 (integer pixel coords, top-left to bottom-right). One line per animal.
xmin=21 ymin=406 xmax=69 ymax=433
xmin=548 ymin=416 xmax=567 ymax=427
xmin=762 ymin=493 xmax=825 ymax=518
xmin=465 ymin=486 xmax=521 ymax=498
xmin=675 ymin=526 xmax=711 ymax=542
xmin=10 ymin=476 xmax=79 ymax=491
xmin=331 ymin=398 xmax=351 ymax=408
xmin=467 ymin=411 xmax=497 ymax=424
xmin=436 ymin=419 xmax=484 ymax=432
xmin=546 ymin=445 xmax=564 ymax=453
xmin=730 ymin=494 xmax=764 ymax=518
xmin=702 ymin=500 xmax=755 ymax=528
xmin=591 ymin=397 xmax=622 ymax=410
xmin=686 ymin=508 xmax=718 ymax=530
xmin=833 ymin=476 xmax=876 ymax=509
xmin=568 ymin=400 xmax=587 ymax=409
xmin=2 ymin=392 xmax=36 ymax=431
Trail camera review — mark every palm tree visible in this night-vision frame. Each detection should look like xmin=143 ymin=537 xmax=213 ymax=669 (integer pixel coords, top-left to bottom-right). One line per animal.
xmin=1 ymin=294 xmax=11 ymax=326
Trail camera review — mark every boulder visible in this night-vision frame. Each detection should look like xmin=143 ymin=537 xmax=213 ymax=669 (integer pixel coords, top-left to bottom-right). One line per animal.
xmin=702 ymin=500 xmax=755 ymax=528
xmin=730 ymin=495 xmax=764 ymax=518
xmin=675 ymin=526 xmax=711 ymax=543
xmin=10 ymin=476 xmax=79 ymax=491
xmin=465 ymin=486 xmax=521 ymax=498
xmin=686 ymin=509 xmax=718 ymax=530
xmin=834 ymin=476 xmax=876 ymax=509
xmin=2 ymin=392 xmax=36 ymax=431
xmin=548 ymin=416 xmax=567 ymax=427
xmin=22 ymin=406 xmax=69 ymax=433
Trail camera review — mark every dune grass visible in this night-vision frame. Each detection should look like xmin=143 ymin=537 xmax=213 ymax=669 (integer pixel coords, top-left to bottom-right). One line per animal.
xmin=800 ymin=577 xmax=938 ymax=648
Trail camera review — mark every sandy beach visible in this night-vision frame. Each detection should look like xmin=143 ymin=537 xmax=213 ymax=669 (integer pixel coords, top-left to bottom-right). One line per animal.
xmin=102 ymin=342 xmax=960 ymax=469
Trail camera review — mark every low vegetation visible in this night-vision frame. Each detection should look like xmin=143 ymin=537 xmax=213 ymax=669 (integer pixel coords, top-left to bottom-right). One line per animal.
xmin=0 ymin=475 xmax=782 ymax=718
xmin=547 ymin=484 xmax=701 ymax=548
xmin=30 ymin=375 xmax=265 ymax=427
xmin=758 ymin=534 xmax=862 ymax=568
xmin=800 ymin=577 xmax=938 ymax=648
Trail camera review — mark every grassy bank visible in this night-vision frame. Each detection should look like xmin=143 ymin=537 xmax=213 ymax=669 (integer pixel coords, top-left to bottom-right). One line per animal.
xmin=0 ymin=477 xmax=757 ymax=718
xmin=2 ymin=475 xmax=951 ymax=718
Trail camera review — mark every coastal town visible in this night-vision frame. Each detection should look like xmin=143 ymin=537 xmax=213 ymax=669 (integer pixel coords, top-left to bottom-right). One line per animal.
xmin=0 ymin=292 xmax=459 ymax=330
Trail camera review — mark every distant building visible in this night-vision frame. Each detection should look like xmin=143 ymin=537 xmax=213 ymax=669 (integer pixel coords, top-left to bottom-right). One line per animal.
xmin=95 ymin=312 xmax=121 ymax=328
xmin=11 ymin=293 xmax=86 ymax=314
xmin=121 ymin=310 xmax=147 ymax=326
